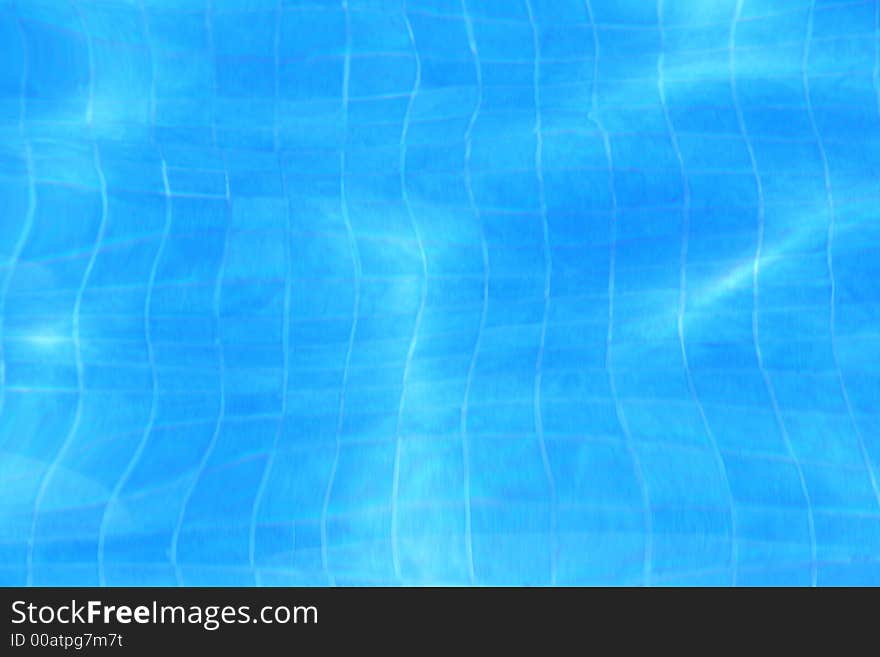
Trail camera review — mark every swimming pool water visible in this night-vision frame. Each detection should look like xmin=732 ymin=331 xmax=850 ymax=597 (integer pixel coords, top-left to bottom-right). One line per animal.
xmin=1 ymin=0 xmax=879 ymax=586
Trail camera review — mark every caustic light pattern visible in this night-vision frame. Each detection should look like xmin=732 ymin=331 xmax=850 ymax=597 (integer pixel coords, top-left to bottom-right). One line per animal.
xmin=1 ymin=0 xmax=879 ymax=587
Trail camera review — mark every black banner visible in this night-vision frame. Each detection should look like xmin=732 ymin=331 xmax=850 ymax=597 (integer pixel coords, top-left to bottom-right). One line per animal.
xmin=0 ymin=587 xmax=866 ymax=653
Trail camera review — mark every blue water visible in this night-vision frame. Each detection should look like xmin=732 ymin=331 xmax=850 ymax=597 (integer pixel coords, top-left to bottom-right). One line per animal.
xmin=1 ymin=0 xmax=879 ymax=587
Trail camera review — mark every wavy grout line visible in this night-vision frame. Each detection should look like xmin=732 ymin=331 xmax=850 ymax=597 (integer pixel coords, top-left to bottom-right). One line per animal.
xmin=249 ymin=1 xmax=290 ymax=586
xmin=584 ymin=0 xmax=654 ymax=588
xmin=730 ymin=0 xmax=818 ymax=587
xmin=26 ymin=142 xmax=108 ymax=586
xmin=27 ymin=552 xmax=880 ymax=582
xmin=25 ymin=0 xmax=98 ymax=584
xmin=404 ymin=2 xmax=872 ymax=30
xmin=524 ymin=0 xmax=559 ymax=587
xmin=802 ymin=1 xmax=880 ymax=516
xmin=0 ymin=200 xmax=32 ymax=424
xmin=0 ymin=15 xmax=32 ymax=426
xmin=169 ymin=163 xmax=231 ymax=587
xmin=97 ymin=157 xmax=172 ymax=587
xmin=459 ymin=0 xmax=484 ymax=586
xmin=657 ymin=0 xmax=740 ymax=587
xmin=390 ymin=3 xmax=428 ymax=584
xmin=321 ymin=0 xmax=357 ymax=587
xmin=10 ymin=0 xmax=877 ymax=588
xmin=644 ymin=553 xmax=871 ymax=586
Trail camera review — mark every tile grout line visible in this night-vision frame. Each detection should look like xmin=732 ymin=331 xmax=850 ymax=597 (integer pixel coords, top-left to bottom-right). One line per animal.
xmin=657 ymin=0 xmax=740 ymax=586
xmin=26 ymin=1 xmax=101 ymax=585
xmin=0 ymin=14 xmax=33 ymax=426
xmin=249 ymin=1 xmax=292 ymax=584
xmin=802 ymin=0 xmax=880 ymax=516
xmin=584 ymin=0 xmax=654 ymax=587
xmin=391 ymin=1 xmax=428 ymax=584
xmin=459 ymin=0 xmax=484 ymax=586
xmin=169 ymin=159 xmax=232 ymax=587
xmin=731 ymin=0 xmax=818 ymax=587
xmin=321 ymin=0 xmax=358 ymax=587
xmin=26 ymin=140 xmax=108 ymax=586
xmin=97 ymin=156 xmax=173 ymax=586
xmin=524 ymin=0 xmax=559 ymax=587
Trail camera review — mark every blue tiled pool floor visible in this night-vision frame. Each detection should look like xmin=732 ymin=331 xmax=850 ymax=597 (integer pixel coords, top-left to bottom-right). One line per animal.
xmin=1 ymin=0 xmax=880 ymax=586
